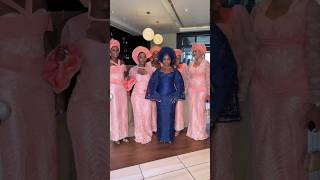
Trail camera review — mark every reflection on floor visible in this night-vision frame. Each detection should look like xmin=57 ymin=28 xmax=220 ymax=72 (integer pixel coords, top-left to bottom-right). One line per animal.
xmin=111 ymin=148 xmax=210 ymax=180
xmin=110 ymin=129 xmax=210 ymax=170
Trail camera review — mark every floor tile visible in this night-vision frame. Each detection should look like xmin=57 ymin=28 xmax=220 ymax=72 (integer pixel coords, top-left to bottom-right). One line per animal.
xmin=110 ymin=165 xmax=143 ymax=180
xmin=140 ymin=156 xmax=185 ymax=178
xmin=187 ymin=162 xmax=210 ymax=180
xmin=178 ymin=148 xmax=210 ymax=167
xmin=145 ymin=169 xmax=194 ymax=180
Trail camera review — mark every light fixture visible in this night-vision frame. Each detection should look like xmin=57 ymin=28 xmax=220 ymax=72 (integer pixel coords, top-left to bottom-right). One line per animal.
xmin=153 ymin=34 xmax=163 ymax=45
xmin=142 ymin=28 xmax=155 ymax=41
xmin=185 ymin=8 xmax=188 ymax=12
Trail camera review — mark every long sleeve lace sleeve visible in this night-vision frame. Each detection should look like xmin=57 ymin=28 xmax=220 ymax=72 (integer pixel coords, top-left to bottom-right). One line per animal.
xmin=145 ymin=69 xmax=161 ymax=102
xmin=238 ymin=6 xmax=257 ymax=102
xmin=173 ymin=70 xmax=186 ymax=101
xmin=305 ymin=0 xmax=320 ymax=104
xmin=183 ymin=63 xmax=189 ymax=91
xmin=128 ymin=66 xmax=136 ymax=78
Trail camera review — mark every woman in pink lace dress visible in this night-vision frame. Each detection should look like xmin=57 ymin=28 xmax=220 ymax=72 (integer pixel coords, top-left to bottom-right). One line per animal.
xmin=174 ymin=49 xmax=188 ymax=136
xmin=146 ymin=45 xmax=161 ymax=133
xmin=186 ymin=43 xmax=210 ymax=140
xmin=110 ymin=38 xmax=129 ymax=144
xmin=239 ymin=0 xmax=320 ymax=179
xmin=129 ymin=46 xmax=153 ymax=144
xmin=212 ymin=2 xmax=252 ymax=180
xmin=67 ymin=36 xmax=107 ymax=180
xmin=44 ymin=16 xmax=108 ymax=180
xmin=0 ymin=0 xmax=57 ymax=179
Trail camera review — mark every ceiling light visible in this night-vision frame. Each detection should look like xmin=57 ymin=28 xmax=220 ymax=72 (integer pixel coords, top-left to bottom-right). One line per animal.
xmin=153 ymin=34 xmax=163 ymax=45
xmin=185 ymin=9 xmax=188 ymax=12
xmin=146 ymin=11 xmax=151 ymax=15
xmin=142 ymin=28 xmax=155 ymax=41
xmin=111 ymin=10 xmax=114 ymax=14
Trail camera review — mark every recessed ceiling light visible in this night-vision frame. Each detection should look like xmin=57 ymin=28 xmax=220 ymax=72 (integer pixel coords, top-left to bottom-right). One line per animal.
xmin=185 ymin=8 xmax=188 ymax=12
xmin=111 ymin=10 xmax=114 ymax=14
xmin=146 ymin=11 xmax=151 ymax=15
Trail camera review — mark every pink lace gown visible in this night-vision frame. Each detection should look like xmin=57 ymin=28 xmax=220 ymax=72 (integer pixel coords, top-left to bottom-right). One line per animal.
xmin=146 ymin=61 xmax=157 ymax=132
xmin=239 ymin=0 xmax=320 ymax=179
xmin=175 ymin=63 xmax=188 ymax=132
xmin=66 ymin=39 xmax=108 ymax=180
xmin=186 ymin=60 xmax=210 ymax=140
xmin=110 ymin=60 xmax=128 ymax=141
xmin=212 ymin=5 xmax=251 ymax=180
xmin=0 ymin=0 xmax=57 ymax=179
xmin=129 ymin=66 xmax=153 ymax=144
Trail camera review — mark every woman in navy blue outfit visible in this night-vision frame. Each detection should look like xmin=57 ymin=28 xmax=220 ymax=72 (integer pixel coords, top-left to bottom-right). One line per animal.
xmin=146 ymin=47 xmax=185 ymax=143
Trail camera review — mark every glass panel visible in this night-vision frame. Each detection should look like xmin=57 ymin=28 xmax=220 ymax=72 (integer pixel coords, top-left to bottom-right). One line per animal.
xmin=196 ymin=35 xmax=210 ymax=45
xmin=205 ymin=52 xmax=210 ymax=62
xmin=182 ymin=36 xmax=196 ymax=46
xmin=181 ymin=47 xmax=193 ymax=65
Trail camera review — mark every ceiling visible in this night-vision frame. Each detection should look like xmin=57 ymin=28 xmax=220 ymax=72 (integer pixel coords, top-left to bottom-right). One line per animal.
xmin=110 ymin=0 xmax=210 ymax=35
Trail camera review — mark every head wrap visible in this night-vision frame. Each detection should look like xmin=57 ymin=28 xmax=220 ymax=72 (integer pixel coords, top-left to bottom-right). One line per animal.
xmin=132 ymin=46 xmax=152 ymax=65
xmin=157 ymin=47 xmax=176 ymax=63
xmin=150 ymin=45 xmax=161 ymax=55
xmin=110 ymin=38 xmax=120 ymax=51
xmin=192 ymin=43 xmax=207 ymax=55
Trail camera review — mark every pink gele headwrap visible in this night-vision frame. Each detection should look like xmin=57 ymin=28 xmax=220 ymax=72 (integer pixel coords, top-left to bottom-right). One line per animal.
xmin=150 ymin=45 xmax=161 ymax=55
xmin=192 ymin=43 xmax=207 ymax=55
xmin=174 ymin=49 xmax=182 ymax=57
xmin=110 ymin=38 xmax=120 ymax=51
xmin=132 ymin=46 xmax=152 ymax=65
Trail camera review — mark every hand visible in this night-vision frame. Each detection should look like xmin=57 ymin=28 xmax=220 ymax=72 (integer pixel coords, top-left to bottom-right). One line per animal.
xmin=306 ymin=105 xmax=320 ymax=130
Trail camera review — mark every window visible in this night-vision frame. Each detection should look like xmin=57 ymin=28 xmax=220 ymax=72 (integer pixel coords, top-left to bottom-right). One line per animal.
xmin=177 ymin=31 xmax=210 ymax=65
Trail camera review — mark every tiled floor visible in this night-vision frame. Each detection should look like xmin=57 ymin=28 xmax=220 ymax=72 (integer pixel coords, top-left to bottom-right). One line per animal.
xmin=110 ymin=148 xmax=210 ymax=180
